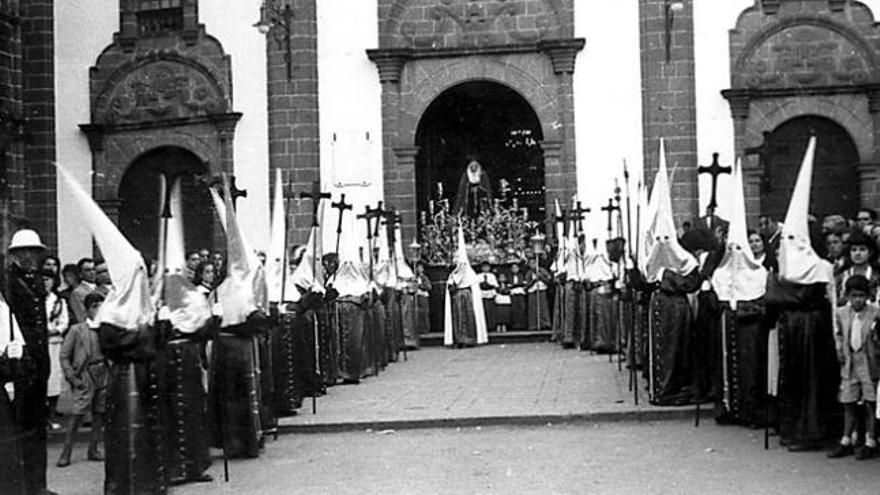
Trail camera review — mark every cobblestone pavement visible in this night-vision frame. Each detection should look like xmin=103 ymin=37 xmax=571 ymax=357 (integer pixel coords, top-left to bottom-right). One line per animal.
xmin=49 ymin=420 xmax=880 ymax=495
xmin=280 ymin=343 xmax=687 ymax=431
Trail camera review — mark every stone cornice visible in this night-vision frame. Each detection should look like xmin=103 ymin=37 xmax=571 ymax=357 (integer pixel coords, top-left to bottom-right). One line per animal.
xmin=79 ymin=112 xmax=242 ymax=152
xmin=367 ymin=37 xmax=587 ymax=82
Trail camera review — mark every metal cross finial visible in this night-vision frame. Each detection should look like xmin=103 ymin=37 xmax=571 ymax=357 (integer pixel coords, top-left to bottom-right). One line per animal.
xmin=299 ymin=180 xmax=331 ymax=227
xmin=601 ymin=197 xmax=620 ymax=237
xmin=697 ymin=152 xmax=732 ymax=214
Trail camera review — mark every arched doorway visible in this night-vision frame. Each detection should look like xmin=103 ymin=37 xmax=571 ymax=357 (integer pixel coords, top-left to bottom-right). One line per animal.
xmin=760 ymin=116 xmax=860 ymax=221
xmin=415 ymin=81 xmax=545 ymax=219
xmin=118 ymin=147 xmax=213 ymax=262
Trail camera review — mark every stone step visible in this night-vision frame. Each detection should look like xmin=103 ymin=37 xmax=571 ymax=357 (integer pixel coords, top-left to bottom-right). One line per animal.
xmin=418 ymin=330 xmax=553 ymax=347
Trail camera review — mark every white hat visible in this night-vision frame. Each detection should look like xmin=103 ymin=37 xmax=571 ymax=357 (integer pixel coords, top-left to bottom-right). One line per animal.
xmin=9 ymin=229 xmax=46 ymax=250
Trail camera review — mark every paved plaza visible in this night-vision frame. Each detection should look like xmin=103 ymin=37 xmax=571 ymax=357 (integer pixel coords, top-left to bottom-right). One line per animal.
xmin=279 ymin=343 xmax=688 ymax=432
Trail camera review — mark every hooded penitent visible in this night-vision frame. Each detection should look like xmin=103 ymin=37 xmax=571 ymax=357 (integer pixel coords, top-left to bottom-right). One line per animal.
xmin=552 ymin=199 xmax=566 ymax=275
xmin=644 ymin=139 xmax=698 ymax=283
xmin=291 ymin=196 xmax=326 ymax=294
xmin=334 ymin=209 xmax=371 ymax=298
xmin=443 ymin=226 xmax=488 ymax=345
xmin=373 ymin=220 xmax=397 ymax=289
xmin=159 ymin=177 xmax=211 ymax=333
xmin=57 ymin=164 xmax=154 ymax=330
xmin=777 ymin=136 xmax=833 ymax=285
xmin=267 ymin=168 xmax=286 ymax=303
xmin=712 ymin=158 xmax=767 ymax=304
xmin=212 ymin=176 xmax=268 ymax=327
xmin=585 ymin=238 xmax=615 ymax=283
xmin=393 ymin=224 xmax=414 ymax=285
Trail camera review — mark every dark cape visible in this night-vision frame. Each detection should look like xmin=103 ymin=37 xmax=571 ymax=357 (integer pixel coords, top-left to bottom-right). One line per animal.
xmin=415 ymin=274 xmax=432 ymax=335
xmin=765 ymin=277 xmax=838 ymax=446
xmin=287 ymin=291 xmax=325 ymax=405
xmin=551 ymin=276 xmax=566 ymax=342
xmin=0 ymin=353 xmax=26 ymax=494
xmin=208 ymin=313 xmax=265 ymax=459
xmin=562 ymin=280 xmax=587 ymax=347
xmin=99 ymin=322 xmax=167 ymax=495
xmin=450 ymin=286 xmax=478 ymax=345
xmin=715 ymin=298 xmax=770 ymax=426
xmin=337 ymin=295 xmax=367 ymax=383
xmin=692 ymin=288 xmax=721 ymax=404
xmin=270 ymin=304 xmax=300 ymax=417
xmin=382 ymin=288 xmax=402 ymax=362
xmin=158 ymin=324 xmax=211 ymax=483
xmin=648 ymin=268 xmax=702 ymax=406
xmin=589 ymin=284 xmax=618 ymax=353
xmin=319 ymin=293 xmax=339 ymax=387
xmin=401 ymin=285 xmax=421 ymax=349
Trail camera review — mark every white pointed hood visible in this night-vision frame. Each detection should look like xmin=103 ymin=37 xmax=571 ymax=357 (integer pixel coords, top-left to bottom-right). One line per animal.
xmin=214 ymin=175 xmax=268 ymax=326
xmin=334 ymin=208 xmax=370 ymax=297
xmin=712 ymin=158 xmax=767 ymax=302
xmin=448 ymin=226 xmax=478 ymax=287
xmin=552 ymin=199 xmax=566 ymax=274
xmin=373 ymin=220 xmax=397 ymax=288
xmin=585 ymin=238 xmax=615 ymax=282
xmin=393 ymin=225 xmax=414 ymax=282
xmin=159 ymin=178 xmax=211 ymax=333
xmin=267 ymin=168 xmax=286 ymax=303
xmin=57 ymin=164 xmax=153 ymax=330
xmin=291 ymin=219 xmax=326 ymax=294
xmin=645 ymin=139 xmax=698 ymax=282
xmin=563 ymin=225 xmax=581 ymax=281
xmin=777 ymin=136 xmax=832 ymax=284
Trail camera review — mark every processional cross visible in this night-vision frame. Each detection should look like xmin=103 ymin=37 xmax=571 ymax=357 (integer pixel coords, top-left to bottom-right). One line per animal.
xmin=697 ymin=153 xmax=732 ymax=228
xmin=331 ymin=193 xmax=352 ymax=254
xmin=211 ymin=175 xmax=248 ymax=208
xmin=600 ymin=198 xmax=619 ymax=240
xmin=570 ymin=201 xmax=590 ymax=237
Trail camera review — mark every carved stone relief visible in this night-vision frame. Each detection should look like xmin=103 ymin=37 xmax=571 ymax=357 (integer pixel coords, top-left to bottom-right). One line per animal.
xmin=737 ymin=25 xmax=871 ymax=89
xmin=396 ymin=0 xmax=558 ymax=48
xmin=96 ymin=60 xmax=226 ymax=125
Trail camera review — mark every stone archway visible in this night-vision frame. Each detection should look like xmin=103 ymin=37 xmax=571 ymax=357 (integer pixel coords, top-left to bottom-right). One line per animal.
xmin=759 ymin=115 xmax=860 ymax=220
xmin=415 ymin=80 xmax=546 ymax=219
xmin=118 ymin=146 xmax=214 ymax=262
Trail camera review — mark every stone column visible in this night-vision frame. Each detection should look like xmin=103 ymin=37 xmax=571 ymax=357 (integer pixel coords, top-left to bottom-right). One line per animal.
xmin=368 ymin=48 xmax=411 ymax=236
xmin=391 ymin=146 xmax=419 ymax=243
xmin=725 ymin=92 xmax=759 ymax=218
xmin=541 ymin=39 xmax=584 ymax=224
xmin=541 ymin=140 xmax=564 ymax=235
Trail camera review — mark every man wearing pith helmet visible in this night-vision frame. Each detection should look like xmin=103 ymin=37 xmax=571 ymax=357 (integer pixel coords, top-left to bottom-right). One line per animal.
xmin=7 ymin=229 xmax=59 ymax=495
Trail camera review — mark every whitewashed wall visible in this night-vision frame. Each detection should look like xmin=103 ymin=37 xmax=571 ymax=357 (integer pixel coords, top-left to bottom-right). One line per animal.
xmin=201 ymin=0 xmax=269 ymax=251
xmin=693 ymin=0 xmax=753 ymax=222
xmin=316 ymin=0 xmax=384 ymax=251
xmin=573 ymin=0 xmax=643 ymax=242
xmin=54 ymin=1 xmax=116 ymax=263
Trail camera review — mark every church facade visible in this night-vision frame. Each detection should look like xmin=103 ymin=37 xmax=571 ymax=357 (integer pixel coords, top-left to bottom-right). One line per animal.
xmin=1 ymin=0 xmax=879 ymax=261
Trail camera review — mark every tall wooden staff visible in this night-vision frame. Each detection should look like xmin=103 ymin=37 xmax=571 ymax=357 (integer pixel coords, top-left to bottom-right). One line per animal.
xmin=695 ymin=153 xmax=732 ymax=426
xmin=623 ymin=163 xmax=639 ymax=405
xmin=358 ymin=205 xmax=381 ymax=375
xmin=614 ymin=182 xmax=626 ymax=371
xmin=299 ymin=180 xmax=330 ymax=414
xmin=600 ymin=197 xmax=619 ymax=363
xmin=388 ymin=209 xmax=407 ymax=361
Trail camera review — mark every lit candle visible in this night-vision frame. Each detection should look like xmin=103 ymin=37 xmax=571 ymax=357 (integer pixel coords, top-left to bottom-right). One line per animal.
xmin=512 ymin=198 xmax=519 ymax=209
xmin=420 ymin=211 xmax=427 ymax=224
xmin=521 ymin=207 xmax=528 ymax=219
xmin=428 ymin=200 xmax=434 ymax=217
xmin=437 ymin=182 xmax=443 ymax=198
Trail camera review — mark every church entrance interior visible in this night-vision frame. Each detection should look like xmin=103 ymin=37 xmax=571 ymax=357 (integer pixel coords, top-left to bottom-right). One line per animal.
xmin=415 ymin=81 xmax=546 ymax=220
xmin=118 ymin=146 xmax=214 ymax=263
xmin=759 ymin=115 xmax=860 ymax=221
